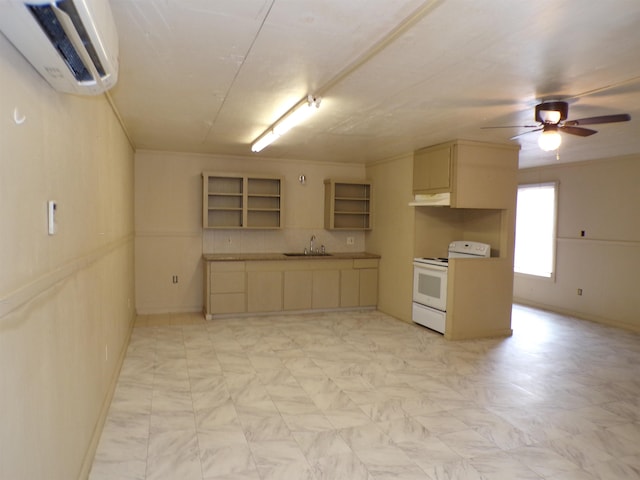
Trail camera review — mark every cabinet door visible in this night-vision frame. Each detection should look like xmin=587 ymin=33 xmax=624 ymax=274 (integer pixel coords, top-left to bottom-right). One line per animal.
xmin=247 ymin=271 xmax=282 ymax=312
xmin=340 ymin=269 xmax=359 ymax=307
xmin=312 ymin=270 xmax=340 ymax=309
xmin=283 ymin=270 xmax=312 ymax=311
xmin=413 ymin=144 xmax=452 ymax=193
xmin=210 ymin=294 xmax=246 ymax=314
xmin=359 ymin=268 xmax=378 ymax=306
xmin=210 ymin=271 xmax=245 ymax=293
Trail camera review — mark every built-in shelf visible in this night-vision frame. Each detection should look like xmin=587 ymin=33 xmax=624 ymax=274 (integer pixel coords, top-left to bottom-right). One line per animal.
xmin=324 ymin=179 xmax=372 ymax=230
xmin=203 ymin=173 xmax=282 ymax=229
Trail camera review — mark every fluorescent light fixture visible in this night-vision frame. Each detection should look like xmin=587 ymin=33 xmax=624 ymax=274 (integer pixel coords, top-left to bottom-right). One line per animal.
xmin=538 ymin=126 xmax=562 ymax=151
xmin=251 ymin=130 xmax=279 ymax=153
xmin=251 ymin=95 xmax=321 ymax=152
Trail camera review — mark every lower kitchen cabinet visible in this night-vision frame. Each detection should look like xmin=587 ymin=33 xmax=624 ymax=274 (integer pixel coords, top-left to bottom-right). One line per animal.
xmin=340 ymin=269 xmax=359 ymax=307
xmin=359 ymin=268 xmax=378 ymax=306
xmin=341 ymin=266 xmax=379 ymax=307
xmin=284 ymin=270 xmax=312 ymax=311
xmin=203 ymin=255 xmax=379 ymax=317
xmin=312 ymin=270 xmax=340 ymax=309
xmin=247 ymin=270 xmax=283 ymax=312
xmin=204 ymin=261 xmax=246 ymax=318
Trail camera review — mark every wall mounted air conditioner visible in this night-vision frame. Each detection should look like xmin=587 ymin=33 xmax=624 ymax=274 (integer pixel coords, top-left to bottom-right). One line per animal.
xmin=0 ymin=0 xmax=119 ymax=95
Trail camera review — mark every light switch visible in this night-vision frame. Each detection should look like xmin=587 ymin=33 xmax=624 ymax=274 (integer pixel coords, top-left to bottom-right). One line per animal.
xmin=48 ymin=200 xmax=57 ymax=235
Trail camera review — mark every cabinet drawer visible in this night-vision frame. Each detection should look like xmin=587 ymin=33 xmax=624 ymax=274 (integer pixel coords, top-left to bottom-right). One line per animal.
xmin=210 ymin=271 xmax=245 ymax=293
xmin=210 ymin=261 xmax=245 ymax=272
xmin=353 ymin=258 xmax=379 ymax=269
xmin=210 ymin=293 xmax=246 ymax=314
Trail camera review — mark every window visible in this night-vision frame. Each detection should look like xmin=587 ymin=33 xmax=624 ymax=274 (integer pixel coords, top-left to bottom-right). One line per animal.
xmin=514 ymin=182 xmax=557 ymax=278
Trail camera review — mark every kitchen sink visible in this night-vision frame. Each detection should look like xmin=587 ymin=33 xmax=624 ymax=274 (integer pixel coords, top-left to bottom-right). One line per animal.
xmin=283 ymin=252 xmax=332 ymax=257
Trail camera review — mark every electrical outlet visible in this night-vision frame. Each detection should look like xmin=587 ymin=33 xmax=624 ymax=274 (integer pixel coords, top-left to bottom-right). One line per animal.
xmin=346 ymin=236 xmax=355 ymax=245
xmin=577 ymin=288 xmax=583 ymax=296
xmin=172 ymin=275 xmax=179 ymax=284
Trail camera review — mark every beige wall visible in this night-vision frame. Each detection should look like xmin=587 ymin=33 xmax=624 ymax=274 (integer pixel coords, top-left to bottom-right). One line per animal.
xmin=0 ymin=37 xmax=135 ymax=480
xmin=514 ymin=154 xmax=640 ymax=332
xmin=366 ymin=154 xmax=416 ymax=322
xmin=135 ymin=150 xmax=367 ymax=313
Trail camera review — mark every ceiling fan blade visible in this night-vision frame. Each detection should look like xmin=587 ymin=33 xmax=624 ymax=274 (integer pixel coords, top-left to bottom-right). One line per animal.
xmin=559 ymin=125 xmax=597 ymax=137
xmin=510 ymin=127 xmax=542 ymax=140
xmin=564 ymin=113 xmax=630 ymax=126
xmin=481 ymin=125 xmax=539 ymax=129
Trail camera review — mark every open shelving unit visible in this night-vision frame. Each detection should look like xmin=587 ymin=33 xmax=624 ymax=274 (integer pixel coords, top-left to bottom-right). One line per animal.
xmin=324 ymin=179 xmax=372 ymax=230
xmin=202 ymin=173 xmax=282 ymax=229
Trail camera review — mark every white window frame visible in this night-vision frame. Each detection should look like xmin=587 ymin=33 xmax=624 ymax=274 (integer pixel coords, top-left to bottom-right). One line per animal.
xmin=514 ymin=181 xmax=558 ymax=280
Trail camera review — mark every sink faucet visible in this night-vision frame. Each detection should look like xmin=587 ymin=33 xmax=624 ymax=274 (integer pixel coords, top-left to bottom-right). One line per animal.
xmin=310 ymin=234 xmax=316 ymax=254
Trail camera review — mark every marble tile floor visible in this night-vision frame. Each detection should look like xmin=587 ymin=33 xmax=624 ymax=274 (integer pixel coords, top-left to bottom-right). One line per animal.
xmin=89 ymin=305 xmax=640 ymax=480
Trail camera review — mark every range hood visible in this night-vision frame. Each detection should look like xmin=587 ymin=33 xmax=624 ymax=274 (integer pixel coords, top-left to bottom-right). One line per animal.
xmin=408 ymin=193 xmax=450 ymax=207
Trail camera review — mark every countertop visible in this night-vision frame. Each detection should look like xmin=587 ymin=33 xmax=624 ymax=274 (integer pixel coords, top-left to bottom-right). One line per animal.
xmin=202 ymin=252 xmax=380 ymax=262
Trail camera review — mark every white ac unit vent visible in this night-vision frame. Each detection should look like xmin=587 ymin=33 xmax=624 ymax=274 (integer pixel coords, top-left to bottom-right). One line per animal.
xmin=0 ymin=0 xmax=119 ymax=95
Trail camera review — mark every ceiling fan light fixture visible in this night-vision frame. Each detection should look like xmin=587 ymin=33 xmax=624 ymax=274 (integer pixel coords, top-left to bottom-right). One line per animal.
xmin=538 ymin=127 xmax=562 ymax=151
xmin=539 ymin=110 xmax=562 ymax=124
xmin=535 ymin=101 xmax=568 ymax=124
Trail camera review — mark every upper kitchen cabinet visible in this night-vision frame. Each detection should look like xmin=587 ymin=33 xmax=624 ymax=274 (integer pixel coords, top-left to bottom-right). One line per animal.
xmin=413 ymin=143 xmax=451 ymax=193
xmin=203 ymin=172 xmax=283 ymax=229
xmin=324 ymin=179 xmax=372 ymax=230
xmin=413 ymin=140 xmax=519 ymax=209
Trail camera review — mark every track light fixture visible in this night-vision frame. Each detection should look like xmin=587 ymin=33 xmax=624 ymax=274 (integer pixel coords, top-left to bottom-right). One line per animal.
xmin=251 ymin=95 xmax=321 ymax=153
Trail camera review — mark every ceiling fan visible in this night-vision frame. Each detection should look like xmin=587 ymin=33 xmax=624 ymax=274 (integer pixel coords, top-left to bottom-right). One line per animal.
xmin=484 ymin=101 xmax=631 ymax=151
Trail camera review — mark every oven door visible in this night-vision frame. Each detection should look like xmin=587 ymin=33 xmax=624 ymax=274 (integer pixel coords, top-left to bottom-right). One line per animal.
xmin=413 ymin=262 xmax=447 ymax=311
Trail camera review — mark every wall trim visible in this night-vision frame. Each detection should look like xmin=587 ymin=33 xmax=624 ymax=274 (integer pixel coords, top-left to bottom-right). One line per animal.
xmin=513 ymin=299 xmax=640 ymax=334
xmin=0 ymin=234 xmax=134 ymax=321
xmin=136 ymin=305 xmax=203 ymax=315
xmin=135 ymin=230 xmax=201 ymax=238
xmin=77 ymin=312 xmax=135 ymax=480
xmin=518 ymin=151 xmax=640 ymax=173
xmin=557 ymin=236 xmax=640 ymax=247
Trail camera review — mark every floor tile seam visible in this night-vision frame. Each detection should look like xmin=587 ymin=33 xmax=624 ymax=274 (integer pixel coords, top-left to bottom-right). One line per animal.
xmin=288 ymin=425 xmax=357 ymax=469
xmin=245 ymin=436 xmax=316 ymax=477
xmin=343 ymin=434 xmax=429 ymax=477
xmin=160 ymin=331 xmax=208 ymax=480
xmin=513 ymin=438 xmax=602 ymax=474
xmin=194 ymin=415 xmax=258 ymax=480
xmin=547 ymin=428 xmax=623 ymax=463
xmin=128 ymin=325 xmax=162 ymax=480
xmin=467 ymin=451 xmax=548 ymax=479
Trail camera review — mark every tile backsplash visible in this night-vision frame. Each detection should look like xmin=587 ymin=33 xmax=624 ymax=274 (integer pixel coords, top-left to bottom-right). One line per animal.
xmin=203 ymin=228 xmax=366 ymax=254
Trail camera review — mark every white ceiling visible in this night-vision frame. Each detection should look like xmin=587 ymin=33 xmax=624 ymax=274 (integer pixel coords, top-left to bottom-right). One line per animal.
xmin=107 ymin=0 xmax=640 ymax=168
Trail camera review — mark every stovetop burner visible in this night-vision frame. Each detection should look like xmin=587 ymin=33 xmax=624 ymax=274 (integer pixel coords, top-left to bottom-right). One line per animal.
xmin=414 ymin=257 xmax=449 ymax=266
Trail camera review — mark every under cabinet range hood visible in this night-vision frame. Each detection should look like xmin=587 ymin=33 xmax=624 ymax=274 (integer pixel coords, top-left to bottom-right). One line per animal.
xmin=408 ymin=193 xmax=450 ymax=207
